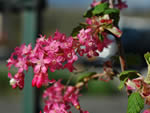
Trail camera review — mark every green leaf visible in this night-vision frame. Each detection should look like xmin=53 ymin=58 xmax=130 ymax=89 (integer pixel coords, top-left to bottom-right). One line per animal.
xmin=98 ymin=33 xmax=104 ymax=41
xmin=80 ymin=23 xmax=88 ymax=28
xmin=71 ymin=23 xmax=87 ymax=37
xmin=92 ymin=3 xmax=109 ymax=15
xmin=77 ymin=72 xmax=97 ymax=82
xmin=119 ymin=70 xmax=140 ymax=81
xmin=118 ymin=77 xmax=128 ymax=90
xmin=104 ymin=8 xmax=120 ymax=14
xmin=127 ymin=92 xmax=144 ymax=113
xmin=71 ymin=26 xmax=82 ymax=37
xmin=105 ymin=26 xmax=122 ymax=38
xmin=83 ymin=8 xmax=94 ymax=18
xmin=144 ymin=52 xmax=150 ymax=84
xmin=144 ymin=52 xmax=150 ymax=65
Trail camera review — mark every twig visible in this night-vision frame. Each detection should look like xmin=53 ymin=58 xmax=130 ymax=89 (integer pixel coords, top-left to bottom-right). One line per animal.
xmin=75 ymin=72 xmax=113 ymax=89
xmin=65 ymin=74 xmax=74 ymax=87
xmin=116 ymin=38 xmax=126 ymax=72
xmin=109 ymin=0 xmax=126 ymax=72
xmin=109 ymin=0 xmax=114 ymax=8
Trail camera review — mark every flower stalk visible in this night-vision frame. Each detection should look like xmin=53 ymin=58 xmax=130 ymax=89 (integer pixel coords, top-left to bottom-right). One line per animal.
xmin=109 ymin=0 xmax=126 ymax=72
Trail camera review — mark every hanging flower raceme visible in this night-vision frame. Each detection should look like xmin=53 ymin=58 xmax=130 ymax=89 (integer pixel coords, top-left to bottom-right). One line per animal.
xmin=7 ymin=44 xmax=32 ymax=89
xmin=7 ymin=31 xmax=79 ymax=89
xmin=8 ymin=72 xmax=24 ymax=89
xmin=42 ymin=80 xmax=89 ymax=113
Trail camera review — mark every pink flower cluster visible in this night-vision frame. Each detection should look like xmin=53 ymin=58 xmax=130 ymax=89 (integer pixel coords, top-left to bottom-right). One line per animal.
xmin=7 ymin=44 xmax=32 ymax=89
xmin=43 ymin=80 xmax=89 ymax=113
xmin=77 ymin=28 xmax=112 ymax=58
xmin=6 ymin=0 xmax=129 ymax=113
xmin=7 ymin=0 xmax=124 ymax=90
xmin=126 ymin=77 xmax=150 ymax=105
xmin=7 ymin=31 xmax=79 ymax=89
xmin=76 ymin=14 xmax=121 ymax=58
xmin=143 ymin=109 xmax=150 ymax=113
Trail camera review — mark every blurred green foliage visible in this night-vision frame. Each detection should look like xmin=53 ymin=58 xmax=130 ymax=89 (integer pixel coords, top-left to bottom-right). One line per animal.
xmin=81 ymin=80 xmax=119 ymax=96
xmin=0 ymin=64 xmax=119 ymax=96
xmin=0 ymin=64 xmax=20 ymax=95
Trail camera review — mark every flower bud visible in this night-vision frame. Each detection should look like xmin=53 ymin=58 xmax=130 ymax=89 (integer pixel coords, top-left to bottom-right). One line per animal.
xmin=36 ymin=76 xmax=43 ymax=88
xmin=32 ymin=76 xmax=37 ymax=87
xmin=10 ymin=78 xmax=16 ymax=86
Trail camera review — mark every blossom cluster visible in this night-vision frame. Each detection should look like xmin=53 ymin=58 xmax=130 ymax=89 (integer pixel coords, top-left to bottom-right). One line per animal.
xmin=126 ymin=77 xmax=150 ymax=105
xmin=143 ymin=109 xmax=150 ymax=113
xmin=7 ymin=31 xmax=79 ymax=88
xmin=7 ymin=0 xmax=125 ymax=90
xmin=6 ymin=0 xmax=125 ymax=113
xmin=77 ymin=0 xmax=124 ymax=58
xmin=43 ymin=80 xmax=88 ymax=113
xmin=77 ymin=28 xmax=111 ymax=58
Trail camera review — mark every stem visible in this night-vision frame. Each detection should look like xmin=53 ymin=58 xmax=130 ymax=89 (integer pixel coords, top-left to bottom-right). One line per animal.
xmin=109 ymin=0 xmax=114 ymax=8
xmin=109 ymin=0 xmax=129 ymax=97
xmin=65 ymin=74 xmax=74 ymax=86
xmin=75 ymin=73 xmax=104 ymax=89
xmin=109 ymin=0 xmax=126 ymax=72
xmin=145 ymin=65 xmax=150 ymax=84
xmin=116 ymin=38 xmax=126 ymax=72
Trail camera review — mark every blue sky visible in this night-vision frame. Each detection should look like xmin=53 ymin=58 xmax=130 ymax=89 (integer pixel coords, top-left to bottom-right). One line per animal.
xmin=48 ymin=0 xmax=150 ymax=9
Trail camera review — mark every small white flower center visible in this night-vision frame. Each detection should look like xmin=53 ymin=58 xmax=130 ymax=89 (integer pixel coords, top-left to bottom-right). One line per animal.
xmin=10 ymin=78 xmax=16 ymax=86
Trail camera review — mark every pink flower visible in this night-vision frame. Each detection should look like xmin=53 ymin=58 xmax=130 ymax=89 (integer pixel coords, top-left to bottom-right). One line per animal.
xmin=32 ymin=73 xmax=55 ymax=88
xmin=126 ymin=79 xmax=137 ymax=90
xmin=15 ymin=57 xmax=28 ymax=73
xmin=132 ymin=77 xmax=144 ymax=88
xmin=31 ymin=52 xmax=50 ymax=73
xmin=60 ymin=37 xmax=73 ymax=49
xmin=44 ymin=103 xmax=68 ymax=113
xmin=36 ymin=35 xmax=47 ymax=44
xmin=14 ymin=44 xmax=32 ymax=56
xmin=143 ymin=109 xmax=150 ymax=113
xmin=78 ymin=28 xmax=92 ymax=44
xmin=64 ymin=49 xmax=78 ymax=63
xmin=53 ymin=30 xmax=66 ymax=41
xmin=44 ymin=40 xmax=60 ymax=53
xmin=91 ymin=0 xmax=101 ymax=8
xmin=20 ymin=44 xmax=32 ymax=55
xmin=64 ymin=63 xmax=76 ymax=72
xmin=42 ymin=80 xmax=88 ymax=113
xmin=125 ymin=77 xmax=150 ymax=105
xmin=126 ymin=77 xmax=144 ymax=91
xmin=7 ymin=57 xmax=16 ymax=70
xmin=48 ymin=55 xmax=64 ymax=72
xmin=97 ymin=34 xmax=112 ymax=51
xmin=115 ymin=0 xmax=128 ymax=10
xmin=8 ymin=72 xmax=24 ymax=89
